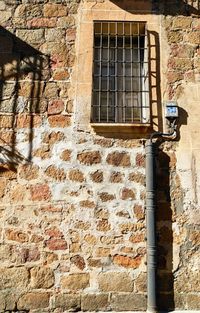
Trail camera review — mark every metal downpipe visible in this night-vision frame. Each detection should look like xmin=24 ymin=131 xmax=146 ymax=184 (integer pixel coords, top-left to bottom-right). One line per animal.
xmin=145 ymin=139 xmax=157 ymax=313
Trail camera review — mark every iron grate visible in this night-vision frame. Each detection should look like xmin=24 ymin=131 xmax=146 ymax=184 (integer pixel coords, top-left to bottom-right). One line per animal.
xmin=91 ymin=21 xmax=150 ymax=124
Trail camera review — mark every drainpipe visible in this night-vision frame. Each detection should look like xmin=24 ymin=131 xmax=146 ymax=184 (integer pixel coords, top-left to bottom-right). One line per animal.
xmin=145 ymin=122 xmax=177 ymax=313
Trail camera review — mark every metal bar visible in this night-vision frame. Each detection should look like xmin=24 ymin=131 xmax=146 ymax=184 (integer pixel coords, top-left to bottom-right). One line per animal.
xmin=145 ymin=140 xmax=157 ymax=313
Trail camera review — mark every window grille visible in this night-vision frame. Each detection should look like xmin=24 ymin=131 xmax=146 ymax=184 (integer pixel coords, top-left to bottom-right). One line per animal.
xmin=92 ymin=21 xmax=150 ymax=124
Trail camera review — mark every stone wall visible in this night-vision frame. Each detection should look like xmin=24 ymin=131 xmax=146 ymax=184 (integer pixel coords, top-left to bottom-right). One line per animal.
xmin=0 ymin=0 xmax=199 ymax=312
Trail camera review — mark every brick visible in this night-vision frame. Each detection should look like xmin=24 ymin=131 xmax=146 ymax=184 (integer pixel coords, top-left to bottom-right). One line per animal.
xmin=45 ymin=165 xmax=66 ymax=181
xmin=68 ymin=169 xmax=85 ymax=182
xmin=61 ymin=273 xmax=90 ymax=290
xmin=106 ymin=151 xmax=131 ymax=167
xmin=113 ymin=254 xmax=142 ymax=269
xmin=30 ymin=184 xmax=51 ymax=201
xmin=70 ymin=255 xmax=86 ymax=270
xmin=77 ymin=151 xmax=101 ymax=165
xmin=30 ymin=266 xmax=55 ymax=289
xmin=0 ymin=267 xmax=29 ymax=290
xmin=53 ymin=294 xmax=81 ymax=311
xmin=111 ymin=293 xmax=146 ymax=311
xmin=90 ymin=170 xmax=103 ymax=182
xmin=81 ymin=294 xmax=109 ymax=311
xmin=17 ymin=292 xmax=50 ymax=310
xmin=121 ymin=188 xmax=136 ymax=200
xmin=48 ymin=115 xmax=71 ymax=127
xmin=48 ymin=100 xmax=64 ymax=115
xmin=18 ymin=164 xmax=39 ymax=180
xmin=98 ymin=272 xmax=133 ymax=292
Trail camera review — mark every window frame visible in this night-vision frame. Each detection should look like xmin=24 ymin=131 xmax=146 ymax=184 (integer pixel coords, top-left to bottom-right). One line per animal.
xmin=91 ymin=21 xmax=150 ymax=125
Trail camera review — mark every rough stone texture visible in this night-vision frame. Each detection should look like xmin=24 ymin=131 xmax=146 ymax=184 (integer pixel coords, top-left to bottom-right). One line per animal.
xmin=0 ymin=267 xmax=29 ymax=290
xmin=81 ymin=294 xmax=109 ymax=311
xmin=111 ymin=293 xmax=146 ymax=311
xmin=98 ymin=272 xmax=133 ymax=292
xmin=30 ymin=266 xmax=55 ymax=289
xmin=0 ymin=0 xmax=199 ymax=311
xmin=53 ymin=294 xmax=81 ymax=311
xmin=17 ymin=292 xmax=50 ymax=310
xmin=61 ymin=273 xmax=90 ymax=290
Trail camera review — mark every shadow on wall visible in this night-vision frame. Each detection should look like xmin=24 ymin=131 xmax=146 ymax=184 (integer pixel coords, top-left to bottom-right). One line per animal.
xmin=0 ymin=26 xmax=50 ymax=165
xmin=155 ymin=148 xmax=174 ymax=311
xmin=111 ymin=0 xmax=200 ymax=16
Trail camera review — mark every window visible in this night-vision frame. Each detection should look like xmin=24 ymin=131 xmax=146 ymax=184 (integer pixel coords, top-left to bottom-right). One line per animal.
xmin=91 ymin=21 xmax=150 ymax=124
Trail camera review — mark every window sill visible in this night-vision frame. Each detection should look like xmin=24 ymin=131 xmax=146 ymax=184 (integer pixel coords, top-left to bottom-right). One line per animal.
xmin=90 ymin=123 xmax=153 ymax=139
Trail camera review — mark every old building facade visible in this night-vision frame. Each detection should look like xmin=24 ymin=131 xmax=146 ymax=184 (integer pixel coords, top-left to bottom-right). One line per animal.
xmin=0 ymin=0 xmax=199 ymax=311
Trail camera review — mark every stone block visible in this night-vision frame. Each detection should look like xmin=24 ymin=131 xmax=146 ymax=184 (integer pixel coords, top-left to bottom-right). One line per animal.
xmin=45 ymin=165 xmax=66 ymax=181
xmin=111 ymin=293 xmax=146 ymax=311
xmin=113 ymin=255 xmax=142 ymax=269
xmin=17 ymin=292 xmax=50 ymax=310
xmin=98 ymin=272 xmax=133 ymax=292
xmin=16 ymin=29 xmax=44 ymax=44
xmin=44 ymin=4 xmax=68 ymax=17
xmin=30 ymin=184 xmax=51 ymax=201
xmin=48 ymin=115 xmax=71 ymax=128
xmin=18 ymin=164 xmax=39 ymax=181
xmin=81 ymin=294 xmax=109 ymax=311
xmin=121 ymin=188 xmax=136 ymax=200
xmin=186 ymin=294 xmax=200 ymax=310
xmin=90 ymin=170 xmax=103 ymax=183
xmin=77 ymin=151 xmax=101 ymax=165
xmin=172 ymin=17 xmax=192 ymax=29
xmin=30 ymin=266 xmax=55 ymax=289
xmin=106 ymin=151 xmax=130 ymax=167
xmin=68 ymin=169 xmax=85 ymax=182
xmin=61 ymin=273 xmax=90 ymax=290
xmin=53 ymin=294 xmax=81 ymax=311
xmin=0 ymin=291 xmax=17 ymax=311
xmin=0 ymin=267 xmax=29 ymax=290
